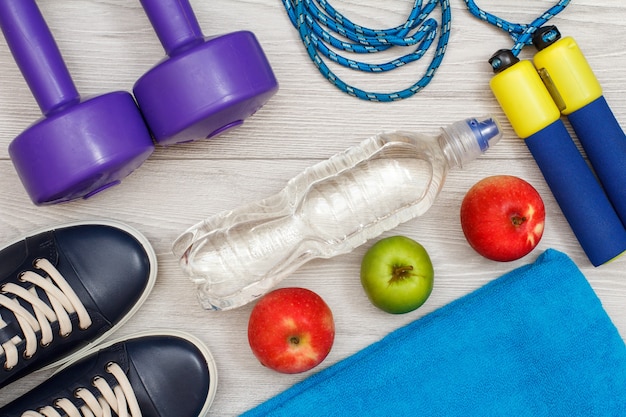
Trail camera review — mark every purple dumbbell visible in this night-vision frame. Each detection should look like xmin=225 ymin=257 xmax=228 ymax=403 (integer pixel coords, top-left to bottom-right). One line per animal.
xmin=0 ymin=0 xmax=155 ymax=205
xmin=133 ymin=0 xmax=279 ymax=145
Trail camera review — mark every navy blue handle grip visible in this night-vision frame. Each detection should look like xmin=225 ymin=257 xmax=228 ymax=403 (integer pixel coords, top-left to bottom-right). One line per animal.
xmin=525 ymin=120 xmax=626 ymax=266
xmin=567 ymin=96 xmax=626 ymax=226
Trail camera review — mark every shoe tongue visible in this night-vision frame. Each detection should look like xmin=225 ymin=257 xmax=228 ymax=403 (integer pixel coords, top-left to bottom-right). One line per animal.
xmin=0 ymin=259 xmax=61 ymax=347
xmin=0 ymin=311 xmax=22 ymax=345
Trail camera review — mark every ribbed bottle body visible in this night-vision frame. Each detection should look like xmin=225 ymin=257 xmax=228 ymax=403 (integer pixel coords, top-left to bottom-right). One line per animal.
xmin=173 ymin=131 xmax=447 ymax=310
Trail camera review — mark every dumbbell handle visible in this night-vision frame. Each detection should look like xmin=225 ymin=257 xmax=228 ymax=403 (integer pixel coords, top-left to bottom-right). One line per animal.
xmin=139 ymin=0 xmax=204 ymax=56
xmin=0 ymin=0 xmax=79 ymax=115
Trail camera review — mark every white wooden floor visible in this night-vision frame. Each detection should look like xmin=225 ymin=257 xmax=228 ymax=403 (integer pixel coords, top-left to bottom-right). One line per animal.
xmin=1 ymin=1 xmax=625 ymax=415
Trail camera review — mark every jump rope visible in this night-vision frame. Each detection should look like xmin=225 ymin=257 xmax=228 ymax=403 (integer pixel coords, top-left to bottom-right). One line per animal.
xmin=281 ymin=0 xmax=570 ymax=102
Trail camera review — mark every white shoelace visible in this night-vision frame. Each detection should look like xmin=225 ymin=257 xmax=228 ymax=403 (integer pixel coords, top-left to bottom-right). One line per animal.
xmin=0 ymin=258 xmax=93 ymax=370
xmin=20 ymin=362 xmax=142 ymax=417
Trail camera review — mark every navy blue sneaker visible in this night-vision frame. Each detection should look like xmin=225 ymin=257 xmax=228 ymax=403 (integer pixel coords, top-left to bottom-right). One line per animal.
xmin=0 ymin=220 xmax=157 ymax=389
xmin=0 ymin=331 xmax=218 ymax=416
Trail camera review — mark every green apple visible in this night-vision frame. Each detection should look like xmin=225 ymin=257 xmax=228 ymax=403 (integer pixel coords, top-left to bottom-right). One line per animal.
xmin=360 ymin=236 xmax=434 ymax=314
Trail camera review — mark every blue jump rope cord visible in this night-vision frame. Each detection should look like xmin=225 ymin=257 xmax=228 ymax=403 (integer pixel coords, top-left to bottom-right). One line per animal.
xmin=282 ymin=0 xmax=571 ymax=102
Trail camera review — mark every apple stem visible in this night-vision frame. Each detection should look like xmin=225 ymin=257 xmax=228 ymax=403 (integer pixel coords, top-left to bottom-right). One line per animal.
xmin=512 ymin=215 xmax=527 ymax=226
xmin=392 ymin=265 xmax=414 ymax=282
xmin=290 ymin=336 xmax=300 ymax=345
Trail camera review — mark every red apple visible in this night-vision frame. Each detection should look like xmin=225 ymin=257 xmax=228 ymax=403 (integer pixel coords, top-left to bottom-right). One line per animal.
xmin=247 ymin=287 xmax=335 ymax=374
xmin=460 ymin=175 xmax=545 ymax=262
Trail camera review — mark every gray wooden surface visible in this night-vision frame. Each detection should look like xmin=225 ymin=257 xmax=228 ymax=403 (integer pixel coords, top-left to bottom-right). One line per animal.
xmin=1 ymin=1 xmax=625 ymax=415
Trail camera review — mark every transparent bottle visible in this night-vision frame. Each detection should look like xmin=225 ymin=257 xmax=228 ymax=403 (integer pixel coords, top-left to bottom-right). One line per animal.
xmin=173 ymin=116 xmax=502 ymax=310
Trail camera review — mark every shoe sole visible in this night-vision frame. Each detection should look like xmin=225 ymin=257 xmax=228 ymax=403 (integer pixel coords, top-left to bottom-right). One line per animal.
xmin=53 ymin=329 xmax=219 ymax=417
xmin=4 ymin=219 xmax=158 ymax=371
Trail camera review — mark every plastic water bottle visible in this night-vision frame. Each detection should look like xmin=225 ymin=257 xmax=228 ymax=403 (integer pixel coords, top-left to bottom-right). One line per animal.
xmin=173 ymin=116 xmax=502 ymax=310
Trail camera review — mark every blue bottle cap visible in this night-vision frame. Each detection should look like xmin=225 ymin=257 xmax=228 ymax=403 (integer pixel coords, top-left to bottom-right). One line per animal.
xmin=467 ymin=116 xmax=502 ymax=152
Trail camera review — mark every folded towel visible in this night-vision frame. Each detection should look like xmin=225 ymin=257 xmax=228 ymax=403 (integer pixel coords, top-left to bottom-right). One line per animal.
xmin=242 ymin=249 xmax=626 ymax=416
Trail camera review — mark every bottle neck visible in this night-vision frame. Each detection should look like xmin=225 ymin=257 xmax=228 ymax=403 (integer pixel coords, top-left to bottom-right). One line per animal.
xmin=438 ymin=117 xmax=502 ymax=169
xmin=439 ymin=132 xmax=462 ymax=169
xmin=438 ymin=127 xmax=479 ymax=170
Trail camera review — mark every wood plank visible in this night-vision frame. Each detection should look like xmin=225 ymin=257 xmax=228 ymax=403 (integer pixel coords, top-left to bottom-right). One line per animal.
xmin=0 ymin=1 xmax=625 ymax=415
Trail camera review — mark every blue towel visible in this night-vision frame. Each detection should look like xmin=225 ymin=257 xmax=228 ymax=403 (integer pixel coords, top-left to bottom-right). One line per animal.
xmin=242 ymin=249 xmax=626 ymax=416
